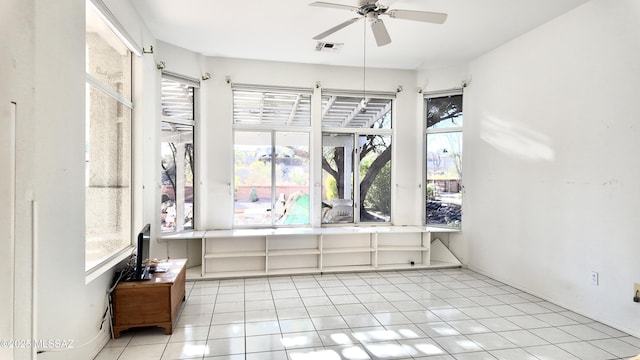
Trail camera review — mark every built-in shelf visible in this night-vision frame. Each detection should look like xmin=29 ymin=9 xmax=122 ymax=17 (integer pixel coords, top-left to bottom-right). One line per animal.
xmin=266 ymin=267 xmax=320 ymax=276
xmin=322 ymin=246 xmax=375 ymax=254
xmin=377 ymin=245 xmax=430 ymax=251
xmin=321 ymin=265 xmax=376 ymax=273
xmin=162 ymin=226 xmax=461 ymax=279
xmin=204 ymin=251 xmax=266 ymax=259
xmin=268 ymin=249 xmax=321 ymax=256
xmin=376 ymin=263 xmax=428 ymax=271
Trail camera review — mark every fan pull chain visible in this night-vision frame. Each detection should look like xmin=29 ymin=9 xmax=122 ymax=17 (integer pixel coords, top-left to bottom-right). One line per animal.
xmin=362 ymin=16 xmax=366 ymax=101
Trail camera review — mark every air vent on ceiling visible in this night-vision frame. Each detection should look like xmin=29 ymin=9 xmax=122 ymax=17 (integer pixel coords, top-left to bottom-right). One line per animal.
xmin=315 ymin=42 xmax=344 ymax=53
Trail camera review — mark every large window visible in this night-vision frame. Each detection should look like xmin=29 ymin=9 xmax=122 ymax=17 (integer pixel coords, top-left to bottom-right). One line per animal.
xmin=160 ymin=74 xmax=197 ymax=233
xmin=85 ymin=2 xmax=133 ymax=270
xmin=425 ymin=93 xmax=463 ymax=228
xmin=321 ymin=94 xmax=393 ymax=224
xmin=233 ymin=86 xmax=311 ymax=226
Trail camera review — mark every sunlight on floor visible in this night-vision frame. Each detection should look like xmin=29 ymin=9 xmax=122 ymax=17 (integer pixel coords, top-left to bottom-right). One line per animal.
xmin=330 ymin=332 xmax=355 ymax=345
xmin=413 ymin=341 xmax=445 ymax=356
xmin=289 ymin=349 xmax=341 ymax=360
xmin=281 ymin=334 xmax=315 ymax=347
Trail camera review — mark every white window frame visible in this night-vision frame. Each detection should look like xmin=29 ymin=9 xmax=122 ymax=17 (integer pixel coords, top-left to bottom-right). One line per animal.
xmin=160 ymin=72 xmax=199 ymax=233
xmin=85 ymin=0 xmax=138 ymax=275
xmin=424 ymin=90 xmax=463 ymax=229
xmin=232 ymin=85 xmax=313 ymax=228
xmin=320 ymin=90 xmax=395 ymax=225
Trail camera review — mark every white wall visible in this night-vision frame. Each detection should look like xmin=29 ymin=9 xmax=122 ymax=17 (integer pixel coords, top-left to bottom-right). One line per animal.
xmin=465 ymin=0 xmax=640 ymax=336
xmin=1 ymin=1 xmax=156 ymax=359
xmin=33 ymin=0 xmax=96 ymax=357
xmin=1 ymin=1 xmax=36 ymax=358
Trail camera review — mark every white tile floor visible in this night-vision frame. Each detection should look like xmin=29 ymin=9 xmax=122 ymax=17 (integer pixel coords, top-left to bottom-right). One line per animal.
xmin=95 ymin=268 xmax=640 ymax=360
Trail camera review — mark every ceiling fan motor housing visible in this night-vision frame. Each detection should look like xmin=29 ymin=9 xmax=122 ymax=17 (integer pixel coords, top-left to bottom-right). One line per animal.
xmin=357 ymin=1 xmax=388 ymax=16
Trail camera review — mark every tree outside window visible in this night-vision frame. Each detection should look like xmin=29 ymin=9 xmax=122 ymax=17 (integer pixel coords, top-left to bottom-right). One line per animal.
xmin=321 ymin=95 xmax=393 ymax=224
xmin=160 ymin=76 xmax=197 ymax=232
xmin=426 ymin=93 xmax=463 ymax=228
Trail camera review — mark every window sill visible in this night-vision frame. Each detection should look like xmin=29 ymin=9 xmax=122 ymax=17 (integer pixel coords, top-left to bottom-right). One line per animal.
xmin=425 ymin=226 xmax=461 ymax=233
xmin=85 ymin=247 xmax=134 ymax=285
xmin=157 ymin=226 xmax=462 ymax=240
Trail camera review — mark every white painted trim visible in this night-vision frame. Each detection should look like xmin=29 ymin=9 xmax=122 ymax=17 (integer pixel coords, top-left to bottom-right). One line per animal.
xmin=160 ymin=116 xmax=195 ymax=127
xmin=422 ymin=88 xmax=463 ymax=98
xmin=31 ymin=200 xmax=37 ymax=360
xmin=322 ymin=88 xmax=397 ymax=99
xmin=85 ymin=247 xmax=134 ymax=284
xmin=9 ymin=102 xmax=16 ymax=359
xmin=87 ymin=0 xmax=143 ymax=56
xmin=86 ymin=73 xmax=133 ymax=109
xmin=232 ymin=83 xmax=314 ymax=95
xmin=162 ymin=71 xmax=200 ymax=88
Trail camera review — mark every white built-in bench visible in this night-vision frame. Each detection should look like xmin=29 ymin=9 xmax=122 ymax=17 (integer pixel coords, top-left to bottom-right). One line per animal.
xmin=160 ymin=226 xmax=461 ymax=279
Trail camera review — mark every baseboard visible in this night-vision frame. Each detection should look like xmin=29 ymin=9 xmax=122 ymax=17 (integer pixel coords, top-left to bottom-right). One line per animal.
xmin=35 ymin=326 xmax=111 ymax=360
xmin=466 ymin=265 xmax=640 ymax=340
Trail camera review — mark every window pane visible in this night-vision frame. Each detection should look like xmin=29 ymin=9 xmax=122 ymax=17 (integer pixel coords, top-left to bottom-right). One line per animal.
xmin=274 ymin=132 xmax=310 ymax=225
xmin=161 ymin=78 xmax=194 ymax=120
xmin=426 ymin=94 xmax=462 ymax=129
xmin=234 ymin=131 xmax=273 ymax=226
xmin=85 ymin=85 xmax=131 ymax=269
xmin=322 ymin=134 xmax=354 ymax=224
xmin=321 ymin=96 xmax=392 ymax=129
xmin=359 ymin=135 xmax=391 ymax=222
xmin=233 ymin=90 xmax=311 ymax=127
xmin=86 ymin=4 xmax=131 ymax=100
xmin=161 ymin=122 xmax=194 ymax=232
xmin=426 ymin=132 xmax=462 ymax=227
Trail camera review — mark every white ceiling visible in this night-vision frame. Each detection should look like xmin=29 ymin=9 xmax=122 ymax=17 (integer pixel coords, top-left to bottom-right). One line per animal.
xmin=130 ymin=0 xmax=589 ymax=70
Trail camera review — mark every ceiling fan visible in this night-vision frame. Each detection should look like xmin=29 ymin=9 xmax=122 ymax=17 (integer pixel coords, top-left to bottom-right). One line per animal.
xmin=311 ymin=0 xmax=448 ymax=47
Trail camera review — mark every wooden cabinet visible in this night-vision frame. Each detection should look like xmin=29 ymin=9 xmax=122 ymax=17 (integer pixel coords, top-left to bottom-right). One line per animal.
xmin=111 ymin=259 xmax=187 ymax=338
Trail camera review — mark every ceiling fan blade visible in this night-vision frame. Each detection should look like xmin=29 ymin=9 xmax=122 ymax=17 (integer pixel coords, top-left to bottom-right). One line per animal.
xmin=387 ymin=9 xmax=448 ymax=24
xmin=309 ymin=1 xmax=360 ymax=12
xmin=313 ymin=17 xmax=361 ymax=40
xmin=370 ymin=18 xmax=391 ymax=47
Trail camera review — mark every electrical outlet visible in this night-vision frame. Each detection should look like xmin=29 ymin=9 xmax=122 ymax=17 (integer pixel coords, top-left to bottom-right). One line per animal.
xmin=591 ymin=271 xmax=599 ymax=286
xmin=634 ymin=283 xmax=640 ymax=303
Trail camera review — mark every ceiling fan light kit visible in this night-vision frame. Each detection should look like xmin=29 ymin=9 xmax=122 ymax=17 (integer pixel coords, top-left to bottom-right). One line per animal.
xmin=310 ymin=0 xmax=447 ymax=46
